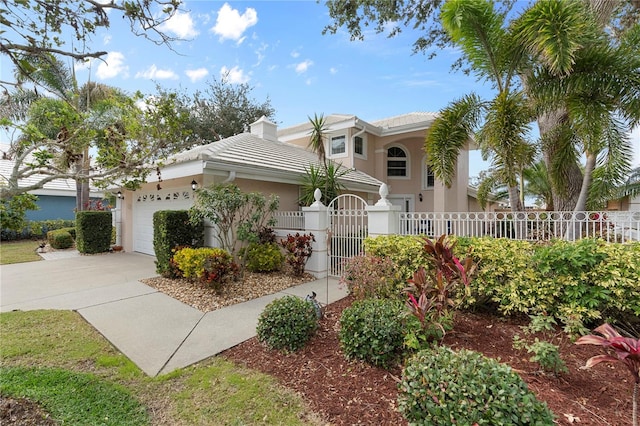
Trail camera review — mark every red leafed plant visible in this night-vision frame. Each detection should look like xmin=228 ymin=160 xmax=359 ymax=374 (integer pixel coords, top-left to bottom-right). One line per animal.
xmin=405 ymin=235 xmax=476 ymax=341
xmin=576 ymin=323 xmax=640 ymax=426
xmin=280 ymin=233 xmax=315 ymax=277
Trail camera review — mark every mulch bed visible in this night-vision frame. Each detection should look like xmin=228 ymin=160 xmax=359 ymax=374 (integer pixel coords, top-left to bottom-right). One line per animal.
xmin=3 ymin=271 xmax=634 ymax=425
xmin=223 ymin=295 xmax=634 ymax=426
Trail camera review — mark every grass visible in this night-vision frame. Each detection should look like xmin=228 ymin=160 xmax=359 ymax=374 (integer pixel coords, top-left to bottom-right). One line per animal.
xmin=0 ymin=239 xmax=43 ymax=264
xmin=0 ymin=366 xmax=149 ymax=425
xmin=0 ymin=310 xmax=320 ymax=425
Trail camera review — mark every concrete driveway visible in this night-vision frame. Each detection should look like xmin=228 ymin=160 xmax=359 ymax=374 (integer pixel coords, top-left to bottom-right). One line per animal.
xmin=0 ymin=252 xmax=346 ymax=376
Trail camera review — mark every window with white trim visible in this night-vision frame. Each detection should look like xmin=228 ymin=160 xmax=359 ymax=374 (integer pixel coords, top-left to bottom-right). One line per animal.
xmin=354 ymin=136 xmax=364 ymax=156
xmin=331 ymin=135 xmax=346 ymax=155
xmin=424 ymin=164 xmax=435 ymax=188
xmin=387 ymin=146 xmax=408 ymax=177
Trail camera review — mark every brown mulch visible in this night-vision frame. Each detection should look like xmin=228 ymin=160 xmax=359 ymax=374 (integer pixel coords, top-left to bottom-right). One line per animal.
xmin=3 ymin=271 xmax=634 ymax=425
xmin=223 ymin=295 xmax=635 ymax=426
xmin=0 ymin=396 xmax=58 ymax=426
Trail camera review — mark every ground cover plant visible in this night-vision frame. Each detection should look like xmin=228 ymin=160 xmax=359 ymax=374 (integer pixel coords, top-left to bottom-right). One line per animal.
xmin=0 ymin=310 xmax=321 ymax=425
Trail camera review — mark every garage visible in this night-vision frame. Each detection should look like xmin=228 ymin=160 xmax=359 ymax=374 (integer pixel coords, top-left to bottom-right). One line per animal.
xmin=132 ymin=188 xmax=194 ymax=255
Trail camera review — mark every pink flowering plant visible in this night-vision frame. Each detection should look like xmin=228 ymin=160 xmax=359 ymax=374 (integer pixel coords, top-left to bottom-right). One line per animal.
xmin=576 ymin=323 xmax=640 ymax=426
xmin=404 ymin=235 xmax=476 ymax=346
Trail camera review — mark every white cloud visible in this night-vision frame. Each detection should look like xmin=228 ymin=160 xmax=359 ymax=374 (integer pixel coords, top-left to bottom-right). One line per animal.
xmin=295 ymin=60 xmax=313 ymax=74
xmin=135 ymin=64 xmax=179 ymax=80
xmin=159 ymin=10 xmax=199 ymax=38
xmin=291 ymin=50 xmax=300 ymax=58
xmin=221 ymin=65 xmax=250 ymax=84
xmin=103 ymin=34 xmax=112 ymax=45
xmin=329 ymin=67 xmax=338 ymax=75
xmin=254 ymin=42 xmax=268 ymax=67
xmin=186 ymin=67 xmax=209 ymax=83
xmin=211 ymin=3 xmax=258 ymax=43
xmin=96 ymin=52 xmax=129 ymax=80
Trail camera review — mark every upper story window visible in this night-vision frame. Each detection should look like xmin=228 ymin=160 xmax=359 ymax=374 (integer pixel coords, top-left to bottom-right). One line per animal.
xmin=387 ymin=146 xmax=408 ymax=177
xmin=354 ymin=136 xmax=364 ymax=156
xmin=425 ymin=164 xmax=435 ymax=188
xmin=331 ymin=135 xmax=346 ymax=155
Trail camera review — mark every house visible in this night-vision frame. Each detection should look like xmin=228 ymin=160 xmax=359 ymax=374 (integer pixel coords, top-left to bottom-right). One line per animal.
xmin=0 ymin=150 xmax=104 ymax=221
xmin=116 ymin=113 xmax=488 ymax=255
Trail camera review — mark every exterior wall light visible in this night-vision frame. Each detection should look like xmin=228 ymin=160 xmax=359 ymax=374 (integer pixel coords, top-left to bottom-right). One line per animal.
xmin=419 ymin=193 xmax=423 ymax=202
xmin=191 ymin=180 xmax=198 ymax=190
xmin=117 ymin=191 xmax=124 ymax=199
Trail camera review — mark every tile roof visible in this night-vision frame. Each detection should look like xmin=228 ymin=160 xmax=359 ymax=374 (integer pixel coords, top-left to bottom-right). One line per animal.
xmin=370 ymin=112 xmax=438 ymax=129
xmin=0 ymin=158 xmax=77 ymax=193
xmin=277 ymin=112 xmax=438 ymax=139
xmin=168 ymin=133 xmax=383 ymax=190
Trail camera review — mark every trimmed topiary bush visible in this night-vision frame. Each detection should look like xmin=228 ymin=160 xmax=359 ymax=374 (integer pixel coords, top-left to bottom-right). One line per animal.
xmin=257 ymin=295 xmax=318 ymax=352
xmin=153 ymin=210 xmax=204 ymax=277
xmin=47 ymin=229 xmax=73 ymax=249
xmin=398 ymin=346 xmax=555 ymax=425
xmin=243 ymin=242 xmax=284 ymax=273
xmin=338 ymin=298 xmax=407 ymax=368
xmin=75 ymin=211 xmax=112 ymax=254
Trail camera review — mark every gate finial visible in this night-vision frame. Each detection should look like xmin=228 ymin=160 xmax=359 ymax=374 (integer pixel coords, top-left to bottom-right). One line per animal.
xmin=311 ymin=188 xmax=324 ymax=207
xmin=376 ymin=183 xmax=392 ymax=206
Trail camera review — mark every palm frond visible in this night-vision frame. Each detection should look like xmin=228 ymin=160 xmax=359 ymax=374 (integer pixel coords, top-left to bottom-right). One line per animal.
xmin=514 ymin=0 xmax=593 ymax=76
xmin=425 ymin=93 xmax=484 ymax=187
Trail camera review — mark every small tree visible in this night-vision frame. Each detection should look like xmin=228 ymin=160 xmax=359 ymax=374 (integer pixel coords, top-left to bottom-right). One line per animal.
xmin=189 ymin=183 xmax=279 ymax=259
xmin=0 ymin=194 xmax=38 ymax=232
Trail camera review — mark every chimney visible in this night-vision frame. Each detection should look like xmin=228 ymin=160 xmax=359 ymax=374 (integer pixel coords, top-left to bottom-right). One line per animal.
xmin=250 ymin=116 xmax=278 ymax=142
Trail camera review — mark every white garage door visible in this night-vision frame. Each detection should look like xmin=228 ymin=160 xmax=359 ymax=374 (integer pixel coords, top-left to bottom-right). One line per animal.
xmin=132 ymin=189 xmax=194 ymax=255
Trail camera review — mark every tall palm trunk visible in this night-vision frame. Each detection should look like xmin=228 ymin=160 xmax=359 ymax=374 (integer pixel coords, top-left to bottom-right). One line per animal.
xmin=538 ymin=111 xmax=583 ymax=211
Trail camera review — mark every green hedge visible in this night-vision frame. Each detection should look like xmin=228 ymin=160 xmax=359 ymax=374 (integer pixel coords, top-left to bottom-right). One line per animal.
xmin=76 ymin=211 xmax=112 ymax=254
xmin=363 ymin=235 xmax=640 ymax=336
xmin=153 ymin=210 xmax=204 ymax=277
xmin=1 ymin=219 xmax=75 ymax=241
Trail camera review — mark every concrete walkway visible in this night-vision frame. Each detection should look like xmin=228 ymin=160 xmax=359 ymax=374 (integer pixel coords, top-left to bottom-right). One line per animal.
xmin=0 ymin=252 xmax=347 ymax=377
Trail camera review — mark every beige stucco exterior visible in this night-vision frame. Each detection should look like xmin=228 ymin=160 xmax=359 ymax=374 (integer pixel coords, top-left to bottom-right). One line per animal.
xmin=117 ymin=113 xmax=492 ymax=255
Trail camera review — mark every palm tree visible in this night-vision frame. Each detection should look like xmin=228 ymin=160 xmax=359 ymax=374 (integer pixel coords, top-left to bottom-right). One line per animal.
xmin=529 ymin=18 xmax=640 ymax=215
xmin=426 ymin=0 xmax=535 ymax=212
xmin=308 ymin=113 xmax=331 ymax=205
xmin=516 ymin=0 xmax=640 ymax=212
xmin=7 ymin=53 xmax=121 ymax=210
xmin=522 ymin=160 xmax=554 ymax=210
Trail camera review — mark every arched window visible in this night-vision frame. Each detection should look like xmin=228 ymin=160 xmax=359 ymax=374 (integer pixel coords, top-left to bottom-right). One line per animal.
xmin=387 ymin=146 xmax=408 ymax=177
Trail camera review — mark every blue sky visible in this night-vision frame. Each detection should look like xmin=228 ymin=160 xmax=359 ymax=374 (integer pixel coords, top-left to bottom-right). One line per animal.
xmin=2 ymin=1 xmax=638 ymax=179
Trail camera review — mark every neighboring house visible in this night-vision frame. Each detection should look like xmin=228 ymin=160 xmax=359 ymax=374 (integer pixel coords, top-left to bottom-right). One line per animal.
xmin=0 ymin=153 xmax=104 ymax=221
xmin=607 ymin=194 xmax=640 ymax=212
xmin=116 ymin=113 xmax=490 ymax=255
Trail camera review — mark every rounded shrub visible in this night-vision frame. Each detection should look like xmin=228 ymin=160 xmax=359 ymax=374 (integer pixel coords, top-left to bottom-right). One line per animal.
xmin=47 ymin=229 xmax=73 ymax=249
xmin=398 ymin=346 xmax=555 ymax=425
xmin=257 ymin=295 xmax=318 ymax=352
xmin=338 ymin=298 xmax=406 ymax=368
xmin=244 ymin=242 xmax=284 ymax=273
xmin=171 ymin=247 xmax=238 ymax=290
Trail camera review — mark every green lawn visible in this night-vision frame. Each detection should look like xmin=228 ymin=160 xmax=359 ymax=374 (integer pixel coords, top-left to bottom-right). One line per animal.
xmin=0 ymin=240 xmax=43 ymax=265
xmin=0 ymin=310 xmax=321 ymax=425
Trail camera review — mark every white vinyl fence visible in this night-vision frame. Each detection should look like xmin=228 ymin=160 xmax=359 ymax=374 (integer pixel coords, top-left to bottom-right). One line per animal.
xmin=399 ymin=211 xmax=640 ymax=243
xmin=272 ymin=211 xmax=304 ymax=231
